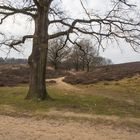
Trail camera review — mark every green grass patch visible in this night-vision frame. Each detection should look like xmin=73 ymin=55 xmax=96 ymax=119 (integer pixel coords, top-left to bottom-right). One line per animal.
xmin=0 ymin=79 xmax=140 ymax=118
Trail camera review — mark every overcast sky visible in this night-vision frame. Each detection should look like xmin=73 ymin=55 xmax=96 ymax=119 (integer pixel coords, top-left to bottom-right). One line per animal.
xmin=0 ymin=0 xmax=140 ymax=64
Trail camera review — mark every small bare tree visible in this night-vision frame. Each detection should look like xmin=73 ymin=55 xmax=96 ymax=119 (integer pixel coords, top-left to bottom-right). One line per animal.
xmin=77 ymin=39 xmax=98 ymax=72
xmin=0 ymin=0 xmax=140 ymax=100
xmin=70 ymin=45 xmax=82 ymax=71
xmin=48 ymin=37 xmax=70 ymax=71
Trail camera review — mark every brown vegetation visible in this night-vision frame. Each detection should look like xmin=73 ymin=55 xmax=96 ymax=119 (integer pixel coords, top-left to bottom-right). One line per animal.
xmin=0 ymin=64 xmax=69 ymax=86
xmin=0 ymin=61 xmax=140 ymax=86
xmin=64 ymin=61 xmax=140 ymax=84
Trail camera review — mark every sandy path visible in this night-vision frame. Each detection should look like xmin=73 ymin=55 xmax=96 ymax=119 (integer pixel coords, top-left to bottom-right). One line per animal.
xmin=46 ymin=77 xmax=79 ymax=91
xmin=46 ymin=77 xmax=138 ymax=105
xmin=0 ymin=115 xmax=140 ymax=140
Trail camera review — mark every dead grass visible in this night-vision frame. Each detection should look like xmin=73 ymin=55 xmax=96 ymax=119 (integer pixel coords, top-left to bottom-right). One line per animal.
xmin=64 ymin=62 xmax=140 ymax=84
xmin=0 ymin=76 xmax=140 ymax=119
xmin=0 ymin=64 xmax=70 ymax=86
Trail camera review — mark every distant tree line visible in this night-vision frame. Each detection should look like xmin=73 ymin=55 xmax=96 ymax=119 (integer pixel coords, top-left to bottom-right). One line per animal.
xmin=47 ymin=38 xmax=112 ymax=72
xmin=0 ymin=38 xmax=112 ymax=71
xmin=0 ymin=58 xmax=27 ymax=64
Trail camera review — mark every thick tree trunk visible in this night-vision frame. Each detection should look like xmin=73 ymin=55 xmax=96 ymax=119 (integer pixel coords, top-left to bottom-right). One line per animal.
xmin=26 ymin=2 xmax=50 ymax=100
xmin=26 ymin=44 xmax=48 ymax=100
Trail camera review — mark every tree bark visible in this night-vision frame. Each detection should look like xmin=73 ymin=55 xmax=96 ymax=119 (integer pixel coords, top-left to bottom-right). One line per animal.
xmin=26 ymin=3 xmax=50 ymax=100
xmin=26 ymin=43 xmax=48 ymax=100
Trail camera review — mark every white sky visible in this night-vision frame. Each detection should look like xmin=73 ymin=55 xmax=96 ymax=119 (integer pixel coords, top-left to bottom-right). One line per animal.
xmin=0 ymin=0 xmax=140 ymax=64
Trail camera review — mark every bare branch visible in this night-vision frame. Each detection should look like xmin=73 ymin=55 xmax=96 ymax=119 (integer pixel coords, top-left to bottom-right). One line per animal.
xmin=0 ymin=35 xmax=36 ymax=52
xmin=118 ymin=0 xmax=136 ymax=7
xmin=0 ymin=5 xmax=36 ymax=20
xmin=9 ymin=35 xmax=36 ymax=47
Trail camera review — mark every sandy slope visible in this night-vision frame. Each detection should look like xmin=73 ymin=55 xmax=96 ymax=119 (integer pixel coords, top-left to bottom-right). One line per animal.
xmin=0 ymin=115 xmax=140 ymax=140
xmin=46 ymin=77 xmax=79 ymax=91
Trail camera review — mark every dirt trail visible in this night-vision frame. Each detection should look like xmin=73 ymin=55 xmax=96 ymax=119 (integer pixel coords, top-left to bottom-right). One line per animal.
xmin=46 ymin=77 xmax=79 ymax=91
xmin=46 ymin=77 xmax=136 ymax=104
xmin=0 ymin=115 xmax=140 ymax=140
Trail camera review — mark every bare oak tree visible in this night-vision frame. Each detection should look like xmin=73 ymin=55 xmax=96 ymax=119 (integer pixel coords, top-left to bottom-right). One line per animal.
xmin=0 ymin=0 xmax=140 ymax=100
